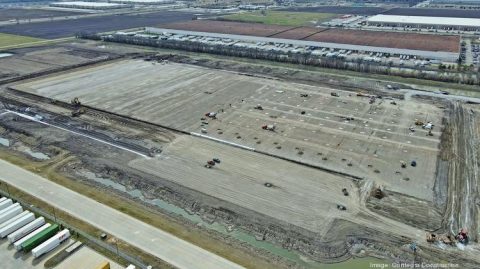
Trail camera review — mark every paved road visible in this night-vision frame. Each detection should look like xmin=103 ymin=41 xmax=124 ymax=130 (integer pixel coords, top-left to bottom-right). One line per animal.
xmin=0 ymin=159 xmax=244 ymax=269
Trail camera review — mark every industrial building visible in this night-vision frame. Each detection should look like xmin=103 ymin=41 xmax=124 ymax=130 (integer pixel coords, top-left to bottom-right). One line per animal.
xmin=367 ymin=15 xmax=480 ymax=31
xmin=50 ymin=1 xmax=131 ymax=10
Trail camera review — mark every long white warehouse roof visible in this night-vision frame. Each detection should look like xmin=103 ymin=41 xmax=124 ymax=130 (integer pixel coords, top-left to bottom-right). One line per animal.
xmin=368 ymin=15 xmax=480 ymax=27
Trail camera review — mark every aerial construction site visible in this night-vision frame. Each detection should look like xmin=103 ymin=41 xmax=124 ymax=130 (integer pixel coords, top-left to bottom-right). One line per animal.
xmin=0 ymin=2 xmax=480 ymax=269
xmin=0 ymin=42 xmax=478 ymax=268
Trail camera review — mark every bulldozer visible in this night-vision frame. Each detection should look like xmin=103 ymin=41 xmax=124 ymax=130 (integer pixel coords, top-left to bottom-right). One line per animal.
xmin=71 ymin=108 xmax=86 ymax=117
xmin=71 ymin=97 xmax=81 ymax=106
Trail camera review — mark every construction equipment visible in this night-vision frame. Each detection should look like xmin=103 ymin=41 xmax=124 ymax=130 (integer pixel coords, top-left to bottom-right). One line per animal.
xmin=373 ymin=187 xmax=385 ymax=199
xmin=213 ymin=158 xmax=221 ymax=164
xmin=423 ymin=122 xmax=434 ymax=130
xmin=342 ymin=188 xmax=349 ymax=196
xmin=262 ymin=124 xmax=276 ymax=131
xmin=205 ymin=160 xmax=216 ymax=168
xmin=70 ymin=97 xmax=81 ymax=106
xmin=415 ymin=119 xmax=424 ymax=126
xmin=356 ymin=92 xmax=368 ymax=97
xmin=336 ymin=204 xmax=346 ymax=211
xmin=331 ymin=92 xmax=339 ymax=97
xmin=205 ymin=112 xmax=217 ymax=119
xmin=457 ymin=228 xmax=468 ymax=244
xmin=411 ymin=160 xmax=417 ymax=167
xmin=254 ymin=105 xmax=264 ymax=110
xmin=71 ymin=108 xmax=86 ymax=117
xmin=400 ymin=161 xmax=407 ymax=168
xmin=300 ymin=93 xmax=309 ymax=98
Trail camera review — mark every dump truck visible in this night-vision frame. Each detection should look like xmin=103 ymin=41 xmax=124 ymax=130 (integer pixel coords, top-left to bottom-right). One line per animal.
xmin=32 ymin=229 xmax=70 ymax=258
xmin=8 ymin=217 xmax=45 ymax=244
xmin=21 ymin=224 xmax=59 ymax=252
xmin=0 ymin=212 xmax=35 ymax=238
xmin=14 ymin=223 xmax=51 ymax=251
xmin=0 ymin=206 xmax=22 ymax=224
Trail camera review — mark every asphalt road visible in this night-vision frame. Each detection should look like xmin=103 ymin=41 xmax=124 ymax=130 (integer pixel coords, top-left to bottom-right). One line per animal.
xmin=0 ymin=159 xmax=244 ymax=269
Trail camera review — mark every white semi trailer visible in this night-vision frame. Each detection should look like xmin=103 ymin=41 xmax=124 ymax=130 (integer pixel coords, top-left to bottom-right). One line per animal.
xmin=0 ymin=210 xmax=29 ymax=229
xmin=0 ymin=199 xmax=15 ymax=214
xmin=0 ymin=197 xmax=6 ymax=204
xmin=0 ymin=199 xmax=14 ymax=211
xmin=14 ymin=223 xmax=51 ymax=251
xmin=0 ymin=212 xmax=35 ymax=238
xmin=0 ymin=206 xmax=22 ymax=224
xmin=8 ymin=217 xmax=45 ymax=243
xmin=32 ymin=229 xmax=70 ymax=258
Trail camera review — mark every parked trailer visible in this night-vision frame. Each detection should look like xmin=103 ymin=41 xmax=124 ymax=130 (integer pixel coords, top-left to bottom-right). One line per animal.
xmin=32 ymin=229 xmax=70 ymax=258
xmin=0 ymin=209 xmax=27 ymax=230
xmin=14 ymin=223 xmax=51 ymax=251
xmin=0 ymin=197 xmax=6 ymax=204
xmin=21 ymin=224 xmax=59 ymax=252
xmin=0 ymin=212 xmax=35 ymax=238
xmin=8 ymin=217 xmax=45 ymax=243
xmin=0 ymin=206 xmax=23 ymax=224
xmin=0 ymin=202 xmax=20 ymax=215
xmin=126 ymin=265 xmax=136 ymax=269
xmin=0 ymin=199 xmax=14 ymax=211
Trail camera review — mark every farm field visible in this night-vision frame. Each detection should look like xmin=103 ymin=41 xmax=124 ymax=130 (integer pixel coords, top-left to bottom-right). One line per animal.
xmin=278 ymin=6 xmax=387 ymax=15
xmin=161 ymin=20 xmax=460 ymax=52
xmin=222 ymin=11 xmax=337 ymax=27
xmin=0 ymin=11 xmax=193 ymax=39
xmin=0 ymin=8 xmax=86 ymax=21
xmin=161 ymin=20 xmax=292 ymax=37
xmin=269 ymin=26 xmax=327 ymax=40
xmin=12 ymin=59 xmax=444 ymax=202
xmin=0 ymin=33 xmax=43 ymax=48
xmin=304 ymin=29 xmax=460 ymax=53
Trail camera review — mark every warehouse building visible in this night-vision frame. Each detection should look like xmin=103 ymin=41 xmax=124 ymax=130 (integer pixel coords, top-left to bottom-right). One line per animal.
xmin=367 ymin=15 xmax=480 ymax=31
xmin=50 ymin=1 xmax=131 ymax=10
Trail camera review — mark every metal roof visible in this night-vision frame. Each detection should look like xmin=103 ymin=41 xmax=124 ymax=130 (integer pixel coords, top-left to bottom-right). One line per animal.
xmin=368 ymin=15 xmax=480 ymax=27
xmin=145 ymin=27 xmax=459 ymax=61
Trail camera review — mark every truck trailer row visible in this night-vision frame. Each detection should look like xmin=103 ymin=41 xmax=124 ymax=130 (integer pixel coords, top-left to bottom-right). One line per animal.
xmin=0 ymin=196 xmax=70 ymax=258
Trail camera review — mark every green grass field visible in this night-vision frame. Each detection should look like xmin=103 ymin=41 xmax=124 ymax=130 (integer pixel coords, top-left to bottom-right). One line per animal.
xmin=0 ymin=33 xmax=43 ymax=48
xmin=222 ymin=11 xmax=337 ymax=27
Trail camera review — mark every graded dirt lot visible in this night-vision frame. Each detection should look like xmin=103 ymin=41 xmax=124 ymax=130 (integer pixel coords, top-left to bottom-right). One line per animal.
xmin=13 ymin=59 xmax=444 ymax=202
xmin=130 ymin=135 xmax=358 ymax=232
xmin=0 ymin=11 xmax=193 ymax=39
xmin=304 ymin=29 xmax=460 ymax=53
xmin=0 ymin=44 xmax=116 ymax=83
